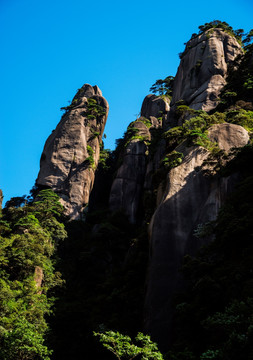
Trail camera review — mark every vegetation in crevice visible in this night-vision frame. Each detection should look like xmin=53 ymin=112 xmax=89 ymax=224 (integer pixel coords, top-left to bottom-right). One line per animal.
xmin=86 ymin=98 xmax=106 ymax=120
xmin=2 ymin=20 xmax=253 ymax=360
xmin=215 ymin=30 xmax=253 ymax=110
xmin=167 ymin=144 xmax=253 ymax=360
xmin=89 ymin=127 xmax=100 ymax=140
xmin=60 ymin=96 xmax=106 ymax=122
xmin=87 ymin=145 xmax=96 ymax=169
xmin=138 ymin=117 xmax=153 ymax=128
xmin=160 ymin=151 xmax=184 ymax=169
xmin=163 ymin=110 xmax=224 ymax=152
xmin=123 ymin=125 xmax=150 ymax=148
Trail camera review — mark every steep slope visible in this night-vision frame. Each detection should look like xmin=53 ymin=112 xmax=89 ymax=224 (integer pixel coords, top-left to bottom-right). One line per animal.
xmin=144 ymin=123 xmax=249 ymax=348
xmin=143 ymin=27 xmax=251 ymax=348
xmin=109 ymin=94 xmax=170 ymax=224
xmin=168 ymin=28 xmax=243 ymax=126
xmin=36 ymin=84 xmax=109 ymax=219
xmin=32 ymin=21 xmax=252 ymax=359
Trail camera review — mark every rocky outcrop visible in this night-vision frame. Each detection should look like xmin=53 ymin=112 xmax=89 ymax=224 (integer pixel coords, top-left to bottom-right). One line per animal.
xmin=141 ymin=94 xmax=170 ymax=122
xmin=37 ymin=84 xmax=109 ymax=219
xmin=109 ymin=95 xmax=170 ymax=223
xmin=109 ymin=119 xmax=151 ymax=224
xmin=144 ymin=123 xmax=249 ymax=349
xmin=208 ymin=123 xmax=250 ymax=151
xmin=168 ymin=29 xmax=243 ymax=126
xmin=34 ymin=266 xmax=43 ymax=289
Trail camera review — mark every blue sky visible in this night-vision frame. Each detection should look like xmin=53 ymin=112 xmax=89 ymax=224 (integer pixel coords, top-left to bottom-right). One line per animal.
xmin=1 ymin=0 xmax=252 ymax=205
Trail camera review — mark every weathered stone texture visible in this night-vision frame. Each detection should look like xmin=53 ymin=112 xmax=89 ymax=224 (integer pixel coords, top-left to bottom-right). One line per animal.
xmin=109 ymin=122 xmax=150 ymax=224
xmin=109 ymin=95 xmax=169 ymax=224
xmin=36 ymin=84 xmax=109 ymax=219
xmin=170 ymin=29 xmax=243 ymax=118
xmin=208 ymin=123 xmax=249 ymax=151
xmin=144 ymin=123 xmax=249 ymax=348
xmin=141 ymin=94 xmax=170 ymax=121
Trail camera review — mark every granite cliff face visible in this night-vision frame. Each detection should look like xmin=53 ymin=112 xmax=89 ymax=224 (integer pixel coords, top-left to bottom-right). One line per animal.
xmin=109 ymin=94 xmax=170 ymax=223
xmin=36 ymin=25 xmax=251 ymax=353
xmin=142 ymin=29 xmax=248 ymax=347
xmin=144 ymin=124 xmax=249 ymax=347
xmin=36 ymin=84 xmax=108 ymax=219
xmin=109 ymin=29 xmax=243 ymax=224
xmin=105 ymin=27 xmax=248 ymax=346
xmin=168 ymin=28 xmax=243 ymax=126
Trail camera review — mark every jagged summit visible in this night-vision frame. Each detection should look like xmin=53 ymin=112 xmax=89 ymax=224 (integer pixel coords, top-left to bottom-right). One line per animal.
xmin=36 ymin=84 xmax=109 ymax=219
xmin=36 ymin=26 xmax=245 ymax=223
xmin=168 ymin=27 xmax=243 ymax=126
xmin=6 ymin=21 xmax=252 ymax=359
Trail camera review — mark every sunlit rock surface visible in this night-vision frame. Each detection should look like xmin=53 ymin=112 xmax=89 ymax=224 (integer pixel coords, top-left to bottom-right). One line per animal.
xmin=37 ymin=84 xmax=109 ymax=219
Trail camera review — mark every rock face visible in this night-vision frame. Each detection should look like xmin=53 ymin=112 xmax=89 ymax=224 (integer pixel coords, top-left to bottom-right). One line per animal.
xmin=141 ymin=94 xmax=170 ymax=121
xmin=109 ymin=121 xmax=150 ymax=224
xmin=208 ymin=123 xmax=250 ymax=151
xmin=144 ymin=123 xmax=249 ymax=349
xmin=36 ymin=84 xmax=109 ymax=219
xmin=169 ymin=28 xmax=242 ymax=125
xmin=109 ymin=95 xmax=170 ymax=223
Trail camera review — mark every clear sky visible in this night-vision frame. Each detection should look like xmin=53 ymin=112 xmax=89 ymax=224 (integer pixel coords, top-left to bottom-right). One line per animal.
xmin=1 ymin=0 xmax=252 ymax=205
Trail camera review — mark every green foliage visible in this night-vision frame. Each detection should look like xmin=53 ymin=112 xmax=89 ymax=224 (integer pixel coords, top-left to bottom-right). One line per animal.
xmin=168 ymin=149 xmax=253 ymax=359
xmin=138 ymin=117 xmax=152 ymax=128
xmin=161 ymin=151 xmax=184 ymax=169
xmin=163 ymin=110 xmax=224 ymax=152
xmin=0 ymin=189 xmax=67 ymax=360
xmin=87 ymin=145 xmax=96 ymax=169
xmin=217 ymin=38 xmax=253 ymax=107
xmin=179 ymin=21 xmax=244 ymax=59
xmin=60 ymin=96 xmax=106 ymax=121
xmin=94 ymin=331 xmax=163 ymax=360
xmin=123 ymin=124 xmax=149 ymax=148
xmin=225 ymin=109 xmax=253 ymax=134
xmin=60 ymin=98 xmax=78 ymax=112
xmin=180 ymin=22 xmax=253 ymax=60
xmin=197 ymin=20 xmax=243 ymax=42
xmin=33 ymin=189 xmax=65 ymax=221
xmin=200 ymin=350 xmax=220 ymax=360
xmin=86 ymin=98 xmax=106 ymax=120
xmin=193 ymin=221 xmax=215 ymax=239
xmin=99 ymin=147 xmax=113 ymax=171
xmin=175 ymin=105 xmax=196 ymax=119
xmin=49 ymin=210 xmax=149 ymax=359
xmin=90 ymin=127 xmax=100 ymax=139
xmin=0 ymin=316 xmax=52 ymax=360
xmin=150 ymin=76 xmax=174 ymax=97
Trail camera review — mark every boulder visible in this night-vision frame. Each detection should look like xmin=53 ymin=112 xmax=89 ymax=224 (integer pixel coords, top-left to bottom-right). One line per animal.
xmin=208 ymin=123 xmax=249 ymax=151
xmin=141 ymin=94 xmax=170 ymax=120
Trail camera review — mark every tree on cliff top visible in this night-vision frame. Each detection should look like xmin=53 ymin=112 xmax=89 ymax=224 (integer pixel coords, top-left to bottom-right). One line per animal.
xmin=149 ymin=76 xmax=174 ymax=97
